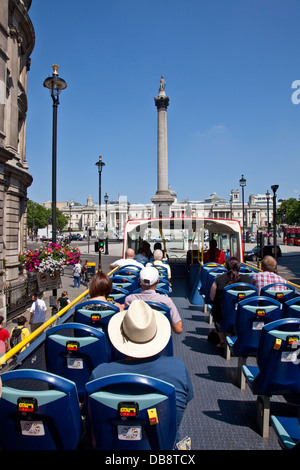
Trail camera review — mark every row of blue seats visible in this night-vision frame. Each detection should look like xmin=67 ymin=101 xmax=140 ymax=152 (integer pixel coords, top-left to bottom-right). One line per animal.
xmin=199 ymin=262 xmax=300 ymax=445
xmin=0 ymin=265 xmax=177 ymax=450
xmin=0 ymin=369 xmax=177 ymax=450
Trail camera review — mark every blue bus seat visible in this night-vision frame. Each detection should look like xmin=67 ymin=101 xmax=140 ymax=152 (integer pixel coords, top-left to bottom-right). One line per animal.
xmin=74 ymin=300 xmax=121 ymax=360
xmin=242 ymin=318 xmax=300 ymax=437
xmin=108 ymin=285 xmax=129 ymax=304
xmin=218 ymin=283 xmax=258 ymax=334
xmin=271 ymin=414 xmax=300 ymax=449
xmin=45 ymin=323 xmax=108 ymax=400
xmin=225 ymin=296 xmax=282 ymax=387
xmin=284 ymin=297 xmax=300 ymax=319
xmin=111 ymin=275 xmax=136 ymax=294
xmin=204 ymin=268 xmax=227 ymax=304
xmin=199 ymin=263 xmax=225 ymax=296
xmin=0 ymin=369 xmax=81 ymax=450
xmin=260 ymin=283 xmax=295 ymax=304
xmin=153 ymin=264 xmax=169 ymax=279
xmin=84 ymin=373 xmax=177 ymax=450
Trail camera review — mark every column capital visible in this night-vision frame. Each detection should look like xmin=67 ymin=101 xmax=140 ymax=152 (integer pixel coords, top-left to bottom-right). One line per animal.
xmin=154 ymin=95 xmax=170 ymax=110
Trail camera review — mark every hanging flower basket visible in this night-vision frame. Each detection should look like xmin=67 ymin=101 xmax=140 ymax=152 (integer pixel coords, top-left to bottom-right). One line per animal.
xmin=21 ymin=242 xmax=81 ymax=274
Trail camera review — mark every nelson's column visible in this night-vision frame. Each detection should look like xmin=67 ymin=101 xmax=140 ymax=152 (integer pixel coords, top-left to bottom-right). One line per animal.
xmin=151 ymin=76 xmax=174 ymax=217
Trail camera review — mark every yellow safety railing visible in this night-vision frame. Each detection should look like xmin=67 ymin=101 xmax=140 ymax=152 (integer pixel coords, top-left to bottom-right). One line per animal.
xmin=0 ymin=266 xmax=119 ymax=367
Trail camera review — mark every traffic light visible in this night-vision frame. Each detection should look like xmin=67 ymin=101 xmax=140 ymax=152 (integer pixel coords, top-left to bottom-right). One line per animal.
xmin=99 ymin=240 xmax=105 ymax=253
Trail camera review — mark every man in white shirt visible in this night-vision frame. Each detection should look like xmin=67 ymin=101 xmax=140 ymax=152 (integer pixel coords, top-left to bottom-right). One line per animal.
xmin=109 ymin=248 xmax=144 ymax=271
xmin=29 ymin=293 xmax=47 ymax=332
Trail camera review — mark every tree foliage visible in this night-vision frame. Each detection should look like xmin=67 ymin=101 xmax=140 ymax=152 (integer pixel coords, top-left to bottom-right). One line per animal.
xmin=27 ymin=200 xmax=69 ymax=232
xmin=278 ymin=198 xmax=300 ymax=225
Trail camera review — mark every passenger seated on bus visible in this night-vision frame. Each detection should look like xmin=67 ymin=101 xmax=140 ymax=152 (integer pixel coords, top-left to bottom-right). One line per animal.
xmin=134 ymin=247 xmax=148 ymax=263
xmin=209 ymin=257 xmax=252 ymax=348
xmin=252 ymin=255 xmax=288 ymax=294
xmin=89 ymin=272 xmax=124 ymax=311
xmin=90 ymin=300 xmax=193 ymax=435
xmin=141 ymin=240 xmax=153 ymax=260
xmin=203 ymin=239 xmax=225 ymax=265
xmin=109 ymin=248 xmax=144 ymax=271
xmin=124 ymin=267 xmax=182 ymax=334
xmin=147 ymin=249 xmax=171 ymax=282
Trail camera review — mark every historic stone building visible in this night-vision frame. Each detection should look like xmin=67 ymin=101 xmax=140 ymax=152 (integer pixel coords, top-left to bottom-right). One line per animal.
xmin=59 ymin=190 xmax=275 ymax=240
xmin=0 ymin=1 xmax=35 ymax=319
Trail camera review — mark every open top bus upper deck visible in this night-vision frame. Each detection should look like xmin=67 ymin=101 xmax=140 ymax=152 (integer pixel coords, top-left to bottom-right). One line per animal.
xmin=122 ymin=217 xmax=244 ymax=263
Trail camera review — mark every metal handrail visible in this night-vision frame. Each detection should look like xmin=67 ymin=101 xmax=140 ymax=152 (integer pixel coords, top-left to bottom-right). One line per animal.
xmin=0 ymin=267 xmax=119 ymax=367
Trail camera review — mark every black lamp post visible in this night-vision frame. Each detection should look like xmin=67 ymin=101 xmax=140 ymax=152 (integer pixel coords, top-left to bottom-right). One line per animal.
xmin=239 ymin=174 xmax=246 ymax=242
xmin=104 ymin=192 xmax=109 ymax=255
xmin=266 ymin=190 xmax=270 ymax=244
xmin=43 ymin=65 xmax=67 ymax=246
xmin=43 ymin=65 xmax=67 ymax=311
xmin=271 ymin=185 xmax=279 ymax=265
xmin=95 ymin=156 xmax=105 ymax=270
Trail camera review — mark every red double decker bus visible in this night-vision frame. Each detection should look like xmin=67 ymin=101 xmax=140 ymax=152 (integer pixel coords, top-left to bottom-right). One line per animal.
xmin=283 ymin=226 xmax=300 ymax=246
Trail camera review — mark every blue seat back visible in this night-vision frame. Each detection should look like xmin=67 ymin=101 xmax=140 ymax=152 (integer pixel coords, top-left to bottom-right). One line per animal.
xmin=232 ymin=296 xmax=283 ymax=357
xmin=205 ymin=269 xmax=227 ymax=304
xmin=85 ymin=373 xmax=177 ymax=450
xmin=153 ymin=264 xmax=169 ymax=279
xmin=199 ymin=263 xmax=224 ymax=295
xmin=284 ymin=297 xmax=300 ymax=319
xmin=260 ymin=283 xmax=295 ymax=304
xmin=111 ymin=275 xmax=136 ymax=293
xmin=0 ymin=369 xmax=81 ymax=450
xmin=109 ymin=286 xmax=130 ymax=304
xmin=219 ymin=283 xmax=258 ymax=332
xmin=74 ymin=300 xmax=120 ymax=360
xmin=252 ymin=318 xmax=300 ymax=395
xmin=45 ymin=323 xmax=108 ymax=400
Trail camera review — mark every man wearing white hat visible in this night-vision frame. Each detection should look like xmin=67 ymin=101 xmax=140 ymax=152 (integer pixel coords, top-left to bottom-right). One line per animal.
xmin=124 ymin=267 xmax=182 ymax=334
xmin=91 ymin=299 xmax=193 ymax=435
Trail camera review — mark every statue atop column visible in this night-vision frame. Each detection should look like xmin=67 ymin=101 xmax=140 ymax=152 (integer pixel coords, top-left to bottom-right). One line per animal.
xmin=158 ymin=75 xmax=166 ymax=96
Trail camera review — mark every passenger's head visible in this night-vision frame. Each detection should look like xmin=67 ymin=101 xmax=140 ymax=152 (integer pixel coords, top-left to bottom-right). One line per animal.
xmin=225 ymin=256 xmax=240 ymax=273
xmin=89 ymin=272 xmax=112 ymax=299
xmin=154 ymin=242 xmax=162 ymax=250
xmin=261 ymin=255 xmax=277 ymax=273
xmin=225 ymin=256 xmax=241 ymax=284
xmin=61 ymin=291 xmax=68 ymax=298
xmin=139 ymin=266 xmax=159 ymax=290
xmin=209 ymin=239 xmax=217 ymax=249
xmin=108 ymin=300 xmax=171 ymax=358
xmin=17 ymin=316 xmax=27 ymax=326
xmin=125 ymin=248 xmax=135 ymax=259
xmin=0 ymin=315 xmax=4 ymax=325
xmin=153 ymin=249 xmax=163 ymax=261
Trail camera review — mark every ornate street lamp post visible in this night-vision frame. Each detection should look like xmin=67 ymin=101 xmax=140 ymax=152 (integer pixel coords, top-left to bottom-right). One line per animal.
xmin=271 ymin=185 xmax=279 ymax=265
xmin=43 ymin=65 xmax=67 ymax=311
xmin=43 ymin=65 xmax=67 ymax=246
xmin=239 ymin=174 xmax=246 ymax=242
xmin=95 ymin=156 xmax=105 ymax=271
xmin=104 ymin=192 xmax=109 ymax=255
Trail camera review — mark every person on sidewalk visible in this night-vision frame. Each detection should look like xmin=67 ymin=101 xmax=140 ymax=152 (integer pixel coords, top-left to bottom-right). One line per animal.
xmin=29 ymin=293 xmax=47 ymax=333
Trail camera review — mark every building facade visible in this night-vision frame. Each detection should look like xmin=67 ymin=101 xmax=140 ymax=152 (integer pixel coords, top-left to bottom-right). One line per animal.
xmin=58 ymin=189 xmax=276 ymax=239
xmin=0 ymin=1 xmax=35 ymax=319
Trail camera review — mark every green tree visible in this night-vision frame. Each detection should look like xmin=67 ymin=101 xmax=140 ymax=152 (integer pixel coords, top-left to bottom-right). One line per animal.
xmin=27 ymin=200 xmax=49 ymax=231
xmin=27 ymin=200 xmax=69 ymax=234
xmin=277 ymin=198 xmax=300 ymax=225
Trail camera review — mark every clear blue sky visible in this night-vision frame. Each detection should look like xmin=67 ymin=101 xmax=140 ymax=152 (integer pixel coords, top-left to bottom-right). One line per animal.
xmin=26 ymin=0 xmax=300 ymax=206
